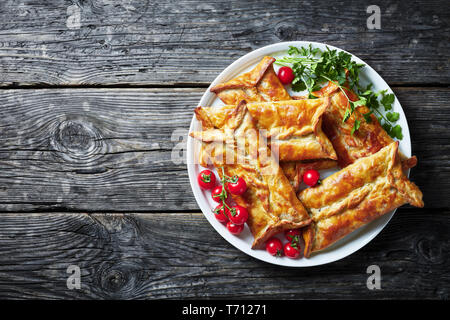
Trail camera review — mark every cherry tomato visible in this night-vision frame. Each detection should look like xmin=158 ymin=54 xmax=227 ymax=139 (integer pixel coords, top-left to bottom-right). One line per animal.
xmin=227 ymin=221 xmax=244 ymax=235
xmin=277 ymin=66 xmax=295 ymax=85
xmin=284 ymin=242 xmax=301 ymax=259
xmin=303 ymin=169 xmax=321 ymax=187
xmin=229 ymin=205 xmax=248 ymax=225
xmin=211 ymin=185 xmax=228 ymax=203
xmin=266 ymin=237 xmax=283 ymax=257
xmin=213 ymin=204 xmax=230 ymax=223
xmin=197 ymin=170 xmax=217 ymax=190
xmin=285 ymin=229 xmax=301 ymax=243
xmin=227 ymin=177 xmax=247 ymax=196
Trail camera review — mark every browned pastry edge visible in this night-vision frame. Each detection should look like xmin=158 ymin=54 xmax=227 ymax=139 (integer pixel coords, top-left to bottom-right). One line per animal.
xmin=302 ymin=223 xmax=315 ymax=258
xmin=210 ymin=57 xmax=276 ymax=93
xmin=191 ymin=101 xmax=312 ymax=249
xmin=251 ymin=218 xmax=312 ymax=249
xmin=305 ymin=81 xmax=418 ymax=170
xmin=300 ymin=142 xmax=423 ymax=258
xmin=194 ymin=98 xmax=337 ymax=162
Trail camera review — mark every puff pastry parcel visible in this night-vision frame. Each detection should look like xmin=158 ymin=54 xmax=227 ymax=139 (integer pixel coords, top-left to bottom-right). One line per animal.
xmin=311 ymin=82 xmax=417 ymax=169
xmin=210 ymin=56 xmax=291 ymax=105
xmin=298 ymin=142 xmax=423 ymax=257
xmin=194 ymin=98 xmax=337 ymax=162
xmin=190 ymin=102 xmax=312 ymax=248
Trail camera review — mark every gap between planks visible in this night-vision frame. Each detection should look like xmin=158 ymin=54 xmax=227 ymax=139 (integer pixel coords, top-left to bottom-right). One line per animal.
xmin=0 ymin=83 xmax=449 ymax=91
xmin=0 ymin=210 xmax=204 ymax=215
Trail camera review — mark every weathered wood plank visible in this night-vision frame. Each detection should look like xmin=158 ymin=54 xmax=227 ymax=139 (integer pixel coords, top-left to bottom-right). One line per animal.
xmin=0 ymin=87 xmax=446 ymax=211
xmin=0 ymin=0 xmax=448 ymax=86
xmin=0 ymin=209 xmax=447 ymax=299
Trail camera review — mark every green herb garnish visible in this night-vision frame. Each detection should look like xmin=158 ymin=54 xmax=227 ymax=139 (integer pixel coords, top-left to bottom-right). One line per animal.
xmin=276 ymin=45 xmax=402 ymax=139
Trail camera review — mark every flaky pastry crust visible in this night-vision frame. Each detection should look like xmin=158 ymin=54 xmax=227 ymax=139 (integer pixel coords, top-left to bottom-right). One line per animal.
xmin=311 ymin=81 xmax=417 ymax=169
xmin=190 ymin=102 xmax=312 ymax=248
xmin=298 ymin=142 xmax=424 ymax=257
xmin=210 ymin=56 xmax=291 ymax=105
xmin=194 ymin=98 xmax=337 ymax=162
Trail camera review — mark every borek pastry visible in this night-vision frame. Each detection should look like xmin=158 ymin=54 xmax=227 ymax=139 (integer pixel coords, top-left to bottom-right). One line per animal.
xmin=210 ymin=56 xmax=291 ymax=105
xmin=311 ymin=81 xmax=417 ymax=169
xmin=190 ymin=101 xmax=312 ymax=248
xmin=194 ymin=98 xmax=337 ymax=162
xmin=298 ymin=142 xmax=423 ymax=257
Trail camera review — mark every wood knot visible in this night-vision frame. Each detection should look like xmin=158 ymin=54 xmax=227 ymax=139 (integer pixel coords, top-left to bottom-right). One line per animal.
xmin=96 ymin=261 xmax=144 ymax=298
xmin=416 ymin=237 xmax=443 ymax=264
xmin=275 ymin=23 xmax=295 ymax=41
xmin=101 ymin=268 xmax=127 ymax=293
xmin=51 ymin=117 xmax=106 ymax=163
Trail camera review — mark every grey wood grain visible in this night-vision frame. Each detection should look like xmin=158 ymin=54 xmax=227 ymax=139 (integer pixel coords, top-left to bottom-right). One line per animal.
xmin=0 ymin=208 xmax=447 ymax=299
xmin=0 ymin=0 xmax=448 ymax=86
xmin=0 ymin=87 xmax=445 ymax=212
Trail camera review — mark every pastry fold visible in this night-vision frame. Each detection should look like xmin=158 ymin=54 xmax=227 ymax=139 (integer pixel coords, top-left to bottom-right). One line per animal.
xmin=298 ymin=142 xmax=424 ymax=257
xmin=210 ymin=56 xmax=291 ymax=105
xmin=190 ymin=101 xmax=312 ymax=248
xmin=194 ymin=98 xmax=337 ymax=162
xmin=311 ymin=82 xmax=417 ymax=169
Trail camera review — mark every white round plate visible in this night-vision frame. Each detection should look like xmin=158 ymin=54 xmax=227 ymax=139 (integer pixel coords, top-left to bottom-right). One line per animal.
xmin=186 ymin=41 xmax=411 ymax=267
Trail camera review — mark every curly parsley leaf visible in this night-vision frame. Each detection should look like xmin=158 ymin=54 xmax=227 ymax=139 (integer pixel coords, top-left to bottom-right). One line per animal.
xmin=386 ymin=112 xmax=400 ymax=122
xmin=275 ymin=45 xmax=403 ymax=140
xmin=391 ymin=125 xmax=403 ymax=140
xmin=381 ymin=92 xmax=395 ymax=111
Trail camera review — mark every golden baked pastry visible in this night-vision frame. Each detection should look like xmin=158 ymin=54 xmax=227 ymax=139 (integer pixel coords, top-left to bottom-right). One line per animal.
xmin=208 ymin=56 xmax=337 ymax=187
xmin=210 ymin=56 xmax=291 ymax=105
xmin=298 ymin=142 xmax=424 ymax=258
xmin=311 ymin=81 xmax=417 ymax=169
xmin=190 ymin=101 xmax=312 ymax=248
xmin=194 ymin=98 xmax=337 ymax=162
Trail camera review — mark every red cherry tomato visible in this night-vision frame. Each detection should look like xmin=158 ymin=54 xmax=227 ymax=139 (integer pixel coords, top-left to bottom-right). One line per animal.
xmin=229 ymin=205 xmax=248 ymax=225
xmin=277 ymin=66 xmax=295 ymax=85
xmin=285 ymin=229 xmax=301 ymax=243
xmin=303 ymin=169 xmax=321 ymax=187
xmin=284 ymin=242 xmax=301 ymax=259
xmin=197 ymin=170 xmax=217 ymax=190
xmin=227 ymin=221 xmax=244 ymax=235
xmin=211 ymin=185 xmax=228 ymax=203
xmin=213 ymin=204 xmax=230 ymax=223
xmin=227 ymin=177 xmax=247 ymax=196
xmin=266 ymin=237 xmax=283 ymax=257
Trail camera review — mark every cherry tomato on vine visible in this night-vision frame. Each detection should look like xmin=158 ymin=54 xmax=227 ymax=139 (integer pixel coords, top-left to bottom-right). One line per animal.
xmin=265 ymin=237 xmax=283 ymax=257
xmin=303 ymin=169 xmax=321 ymax=187
xmin=277 ymin=66 xmax=295 ymax=85
xmin=226 ymin=177 xmax=247 ymax=196
xmin=284 ymin=242 xmax=301 ymax=259
xmin=211 ymin=185 xmax=227 ymax=203
xmin=197 ymin=169 xmax=217 ymax=190
xmin=284 ymin=229 xmax=301 ymax=243
xmin=228 ymin=205 xmax=248 ymax=225
xmin=226 ymin=221 xmax=244 ymax=235
xmin=213 ymin=204 xmax=230 ymax=223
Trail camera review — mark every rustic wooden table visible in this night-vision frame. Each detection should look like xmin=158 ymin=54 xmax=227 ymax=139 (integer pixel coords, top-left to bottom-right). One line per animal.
xmin=0 ymin=0 xmax=448 ymax=299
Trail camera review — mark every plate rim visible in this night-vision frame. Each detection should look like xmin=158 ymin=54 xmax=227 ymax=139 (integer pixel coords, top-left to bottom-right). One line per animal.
xmin=186 ymin=41 xmax=412 ymax=267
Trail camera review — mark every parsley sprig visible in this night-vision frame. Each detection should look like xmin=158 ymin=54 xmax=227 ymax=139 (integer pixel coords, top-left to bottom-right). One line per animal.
xmin=275 ymin=45 xmax=403 ymax=139
xmin=212 ymin=167 xmax=237 ymax=217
